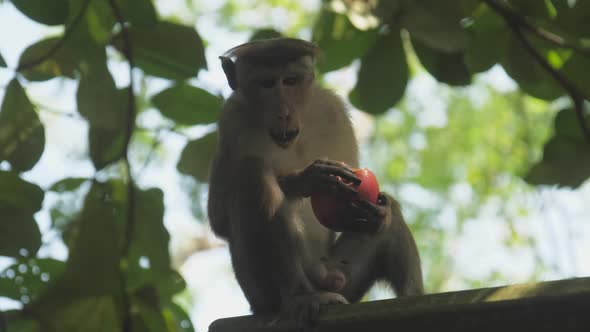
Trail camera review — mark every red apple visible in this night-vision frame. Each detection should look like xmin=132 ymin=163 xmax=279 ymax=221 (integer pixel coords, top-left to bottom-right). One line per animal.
xmin=310 ymin=168 xmax=380 ymax=231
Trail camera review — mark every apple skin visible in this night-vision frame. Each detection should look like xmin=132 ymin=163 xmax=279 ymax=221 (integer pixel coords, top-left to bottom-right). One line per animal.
xmin=310 ymin=168 xmax=380 ymax=231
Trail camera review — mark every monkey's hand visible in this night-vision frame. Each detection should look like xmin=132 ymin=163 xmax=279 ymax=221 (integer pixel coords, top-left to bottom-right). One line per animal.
xmin=279 ymin=159 xmax=360 ymax=199
xmin=285 ymin=292 xmax=348 ymax=332
xmin=340 ymin=193 xmax=391 ymax=233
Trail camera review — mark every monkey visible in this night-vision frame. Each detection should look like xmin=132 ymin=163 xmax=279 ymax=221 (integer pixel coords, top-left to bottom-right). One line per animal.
xmin=207 ymin=38 xmax=423 ymax=329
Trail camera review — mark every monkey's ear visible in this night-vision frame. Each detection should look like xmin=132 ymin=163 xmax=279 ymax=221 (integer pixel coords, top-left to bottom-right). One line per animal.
xmin=219 ymin=56 xmax=238 ymax=90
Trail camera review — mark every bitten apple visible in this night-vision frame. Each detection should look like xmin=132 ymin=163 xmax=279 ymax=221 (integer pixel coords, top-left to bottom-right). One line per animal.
xmin=311 ymin=168 xmax=380 ymax=231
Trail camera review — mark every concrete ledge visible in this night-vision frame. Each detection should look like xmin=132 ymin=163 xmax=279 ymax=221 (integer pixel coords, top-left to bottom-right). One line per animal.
xmin=209 ymin=277 xmax=590 ymax=331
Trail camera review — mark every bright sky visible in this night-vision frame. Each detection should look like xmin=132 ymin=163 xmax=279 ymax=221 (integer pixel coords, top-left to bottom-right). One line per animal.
xmin=1 ymin=1 xmax=589 ymax=331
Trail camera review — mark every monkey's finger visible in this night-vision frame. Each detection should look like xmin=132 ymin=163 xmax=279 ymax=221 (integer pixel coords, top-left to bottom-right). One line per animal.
xmin=320 ymin=176 xmax=358 ymax=196
xmin=314 ymin=164 xmax=360 ymax=184
xmin=356 ymin=199 xmax=387 ymax=219
xmin=318 ymin=159 xmax=356 ymax=172
xmin=341 ymin=203 xmax=383 ymax=233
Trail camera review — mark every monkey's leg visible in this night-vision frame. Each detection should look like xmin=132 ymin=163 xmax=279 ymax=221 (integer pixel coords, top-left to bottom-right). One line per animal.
xmin=230 ymin=157 xmax=347 ymax=317
xmin=315 ymin=194 xmax=424 ymax=301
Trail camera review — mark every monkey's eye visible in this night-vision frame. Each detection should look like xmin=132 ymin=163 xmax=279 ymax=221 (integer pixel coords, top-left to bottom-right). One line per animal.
xmin=283 ymin=76 xmax=299 ymax=86
xmin=259 ymin=79 xmax=276 ymax=89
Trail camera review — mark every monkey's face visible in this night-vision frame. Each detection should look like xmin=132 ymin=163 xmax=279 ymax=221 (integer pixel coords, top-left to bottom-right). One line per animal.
xmin=239 ymin=59 xmax=315 ymax=149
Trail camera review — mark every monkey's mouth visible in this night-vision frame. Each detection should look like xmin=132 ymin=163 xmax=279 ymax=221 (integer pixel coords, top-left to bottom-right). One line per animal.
xmin=269 ymin=129 xmax=300 ymax=148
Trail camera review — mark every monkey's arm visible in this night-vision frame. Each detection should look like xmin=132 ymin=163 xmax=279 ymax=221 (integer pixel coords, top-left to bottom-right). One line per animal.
xmin=207 ymin=152 xmax=233 ymax=239
xmin=230 ymin=157 xmax=318 ymax=297
xmin=387 ymin=196 xmax=424 ymax=296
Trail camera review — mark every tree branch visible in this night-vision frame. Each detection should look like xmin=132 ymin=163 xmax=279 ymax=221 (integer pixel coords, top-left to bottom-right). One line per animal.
xmin=138 ymin=128 xmax=163 ymax=177
xmin=483 ymin=0 xmax=590 ymax=144
xmin=482 ymin=0 xmax=590 ymax=58
xmin=16 ymin=0 xmax=91 ymax=72
xmin=109 ymin=1 xmax=137 ymax=331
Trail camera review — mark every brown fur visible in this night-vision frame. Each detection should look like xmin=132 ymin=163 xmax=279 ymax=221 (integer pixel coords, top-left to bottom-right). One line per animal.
xmin=208 ymin=38 xmax=423 ymax=326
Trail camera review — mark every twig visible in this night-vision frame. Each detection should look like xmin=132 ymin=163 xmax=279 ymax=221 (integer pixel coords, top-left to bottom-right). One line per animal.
xmin=482 ymin=0 xmax=590 ymax=58
xmin=483 ymin=0 xmax=590 ymax=143
xmin=16 ymin=0 xmax=91 ymax=72
xmin=108 ymin=1 xmax=137 ymax=332
xmin=526 ymin=25 xmax=590 ymax=59
xmin=138 ymin=128 xmax=163 ymax=176
xmin=35 ymin=104 xmax=82 ymax=120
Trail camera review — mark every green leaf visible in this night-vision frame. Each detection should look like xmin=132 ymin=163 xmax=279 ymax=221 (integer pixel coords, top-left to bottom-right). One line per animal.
xmin=151 ymin=84 xmax=222 ymax=126
xmin=162 ymin=302 xmax=194 ymax=332
xmin=561 ymin=54 xmax=590 ymax=100
xmin=113 ymin=21 xmax=206 ymax=80
xmin=0 ymin=52 xmax=6 ymax=67
xmin=88 ymin=125 xmax=126 ymax=170
xmin=77 ymin=59 xmax=125 ymax=129
xmin=0 ymin=172 xmax=44 ymax=258
xmin=177 ymin=132 xmax=217 ymax=182
xmin=372 ymin=0 xmax=402 ymax=21
xmin=0 ymin=170 xmax=44 ymax=212
xmin=48 ymin=177 xmax=90 ymax=192
xmin=349 ymin=30 xmax=408 ymax=114
xmin=32 ymin=296 xmax=121 ymax=332
xmin=554 ymin=108 xmax=589 ymax=141
xmin=5 ymin=310 xmax=40 ymax=332
xmin=510 ymin=0 xmax=552 ymax=19
xmin=465 ymin=7 xmax=510 ymax=73
xmin=84 ymin=0 xmax=116 ymax=44
xmin=39 ymin=182 xmax=123 ymax=299
xmin=50 ymin=206 xmax=77 ymax=247
xmin=120 ymin=0 xmax=158 ymax=26
xmin=525 ymin=135 xmax=590 ymax=188
xmin=157 ymin=271 xmax=186 ymax=299
xmin=17 ymin=37 xmax=80 ymax=81
xmin=11 ymin=0 xmax=68 ymax=26
xmin=0 ymin=258 xmax=65 ymax=302
xmin=501 ymin=37 xmax=563 ymax=100
xmin=0 ymin=204 xmax=41 ymax=257
xmin=412 ymin=38 xmax=472 ymax=86
xmin=135 ymin=304 xmax=167 ymax=332
xmin=553 ymin=0 xmax=590 ymax=37
xmin=312 ymin=10 xmax=378 ymax=73
xmin=64 ymin=0 xmax=111 ymax=59
xmin=250 ymin=28 xmax=282 ymax=41
xmin=0 ymin=79 xmax=45 ymax=171
xmin=132 ymin=286 xmax=194 ymax=332
xmin=127 ymin=188 xmax=172 ymax=292
xmin=400 ymin=0 xmax=468 ymax=53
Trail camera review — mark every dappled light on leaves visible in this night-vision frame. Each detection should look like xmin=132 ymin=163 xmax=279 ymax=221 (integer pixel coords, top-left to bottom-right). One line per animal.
xmin=0 ymin=79 xmax=45 ymax=172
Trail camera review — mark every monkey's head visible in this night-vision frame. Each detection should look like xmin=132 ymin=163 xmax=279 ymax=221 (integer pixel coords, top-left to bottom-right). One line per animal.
xmin=220 ymin=38 xmax=320 ymax=149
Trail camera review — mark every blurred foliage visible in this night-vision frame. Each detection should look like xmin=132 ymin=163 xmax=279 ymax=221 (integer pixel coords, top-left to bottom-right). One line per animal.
xmin=370 ymin=82 xmax=556 ymax=289
xmin=0 ymin=0 xmax=589 ymax=330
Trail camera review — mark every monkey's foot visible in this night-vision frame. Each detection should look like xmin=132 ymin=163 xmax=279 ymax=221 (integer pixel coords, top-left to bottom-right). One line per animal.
xmin=286 ymin=292 xmax=348 ymax=332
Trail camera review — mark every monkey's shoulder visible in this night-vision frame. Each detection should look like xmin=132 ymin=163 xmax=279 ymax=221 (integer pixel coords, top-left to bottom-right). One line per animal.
xmin=302 ymin=87 xmax=359 ymax=164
